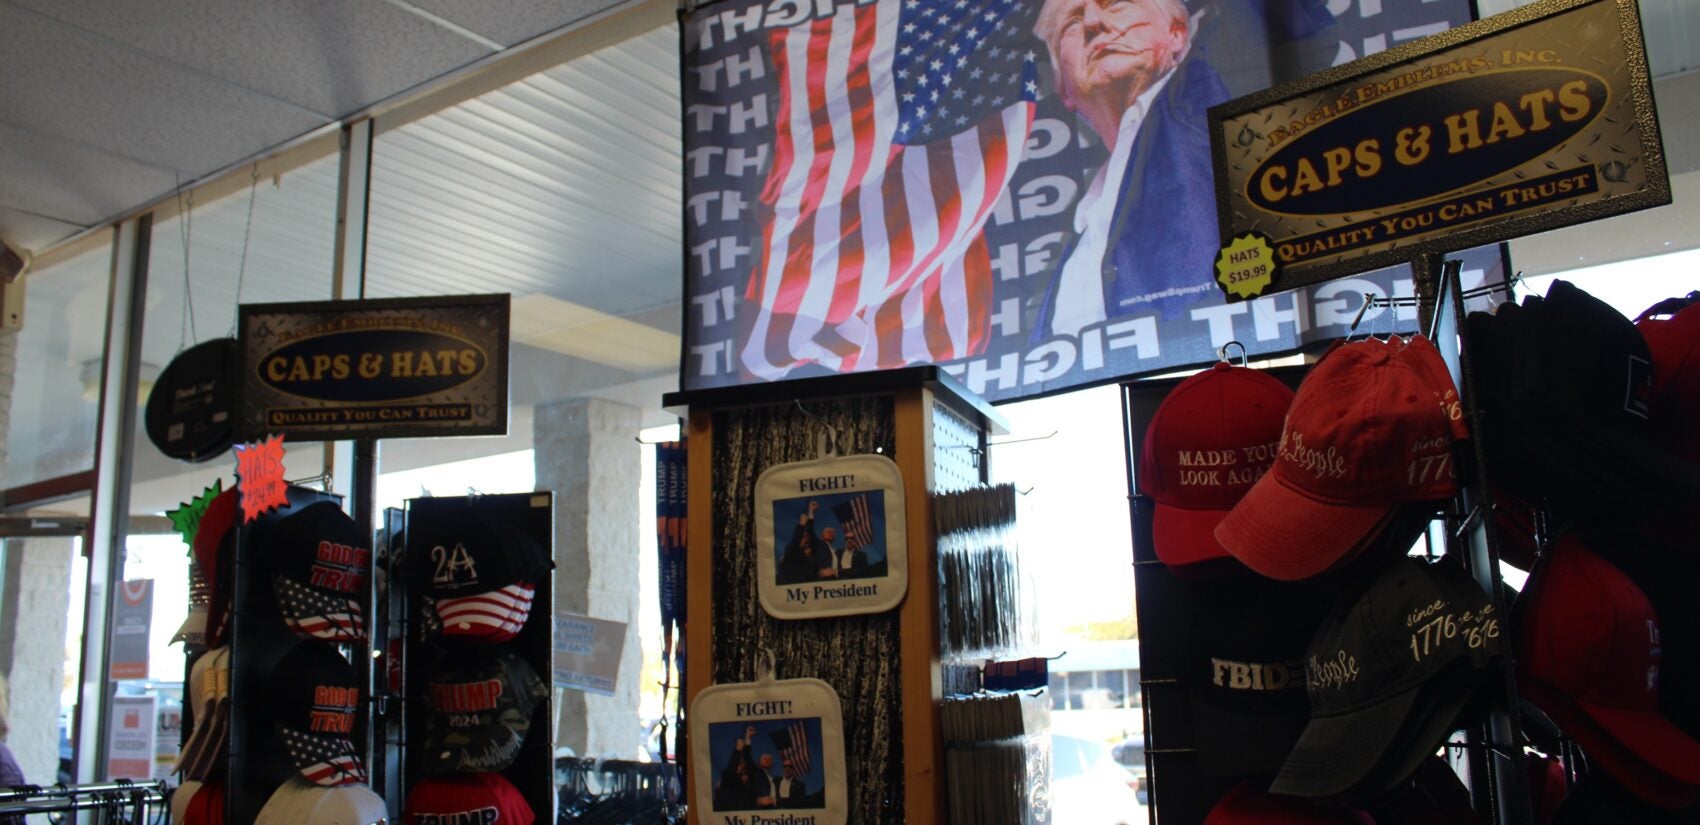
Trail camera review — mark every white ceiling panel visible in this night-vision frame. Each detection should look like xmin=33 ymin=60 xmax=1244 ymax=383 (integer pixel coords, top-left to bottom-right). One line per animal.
xmin=0 ymin=121 xmax=179 ymax=226
xmin=5 ymin=0 xmax=496 ymax=117
xmin=363 ymin=23 xmax=682 ymax=323
xmin=0 ymin=207 xmax=87 ymax=254
xmin=402 ymin=0 xmax=630 ymax=47
xmin=0 ymin=4 xmax=328 ymax=176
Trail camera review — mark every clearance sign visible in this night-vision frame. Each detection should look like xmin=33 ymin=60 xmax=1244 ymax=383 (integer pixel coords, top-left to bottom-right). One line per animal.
xmin=236 ymin=294 xmax=509 ymax=441
xmin=1208 ymin=0 xmax=1669 ymax=299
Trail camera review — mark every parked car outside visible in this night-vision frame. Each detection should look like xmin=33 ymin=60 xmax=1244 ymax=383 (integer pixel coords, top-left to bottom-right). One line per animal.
xmin=1110 ymin=735 xmax=1149 ymax=806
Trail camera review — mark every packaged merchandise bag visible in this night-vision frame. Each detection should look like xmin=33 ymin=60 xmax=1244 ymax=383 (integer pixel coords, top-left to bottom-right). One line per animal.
xmin=754 ymin=430 xmax=907 ymax=619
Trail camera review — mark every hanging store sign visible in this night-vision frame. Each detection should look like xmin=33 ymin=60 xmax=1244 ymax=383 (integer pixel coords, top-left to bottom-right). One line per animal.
xmin=1209 ymin=0 xmax=1669 ymax=299
xmin=110 ymin=579 xmax=154 ymax=681
xmin=107 ymin=695 xmax=158 ymax=780
xmin=236 ymin=294 xmax=509 ymax=441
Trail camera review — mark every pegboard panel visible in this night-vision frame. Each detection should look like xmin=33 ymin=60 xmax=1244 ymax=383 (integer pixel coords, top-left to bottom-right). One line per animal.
xmin=930 ymin=399 xmax=987 ymax=493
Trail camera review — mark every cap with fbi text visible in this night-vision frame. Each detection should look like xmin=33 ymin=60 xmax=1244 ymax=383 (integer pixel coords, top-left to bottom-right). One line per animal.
xmin=1185 ymin=575 xmax=1329 ymax=778
xmin=405 ymin=771 xmax=535 ymax=825
xmin=1139 ymin=362 xmax=1293 ymax=572
xmin=1272 ymin=556 xmax=1504 ymax=800
xmin=422 ymin=647 xmax=549 ymax=775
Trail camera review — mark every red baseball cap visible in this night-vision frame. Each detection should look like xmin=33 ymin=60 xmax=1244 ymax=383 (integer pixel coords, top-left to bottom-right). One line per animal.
xmin=1138 ymin=362 xmax=1294 ymax=571
xmin=1516 ymin=535 xmax=1700 ymax=807
xmin=184 ymin=780 xmax=226 ymax=825
xmin=405 ymin=771 xmax=535 ymax=825
xmin=1204 ymin=782 xmax=1373 ymax=824
xmin=1636 ymin=297 xmax=1700 ymax=467
xmin=193 ymin=488 xmax=239 ymax=647
xmin=1215 ymin=337 xmax=1468 ymax=580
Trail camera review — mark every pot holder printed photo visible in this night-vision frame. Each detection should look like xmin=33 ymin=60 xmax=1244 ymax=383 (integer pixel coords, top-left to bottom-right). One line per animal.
xmin=691 ymin=672 xmax=847 ymax=825
xmin=754 ymin=435 xmax=908 ymax=619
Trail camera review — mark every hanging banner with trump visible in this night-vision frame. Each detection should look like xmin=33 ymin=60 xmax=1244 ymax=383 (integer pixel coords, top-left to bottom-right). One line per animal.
xmin=680 ymin=0 xmax=1495 ymax=402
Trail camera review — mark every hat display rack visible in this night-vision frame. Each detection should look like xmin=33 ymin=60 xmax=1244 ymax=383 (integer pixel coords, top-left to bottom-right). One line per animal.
xmin=224 ymin=484 xmax=378 ymax=825
xmin=1121 ymin=258 xmax=1700 ymax=824
xmin=1121 ymin=258 xmax=1548 ymax=825
xmin=661 ymin=366 xmax=1010 ymax=824
xmin=396 ymin=492 xmax=556 ymax=825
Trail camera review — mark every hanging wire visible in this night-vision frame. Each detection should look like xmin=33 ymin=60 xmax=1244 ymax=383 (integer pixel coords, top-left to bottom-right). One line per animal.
xmin=227 ymin=166 xmax=260 ymax=338
xmin=173 ymin=176 xmax=199 ymax=353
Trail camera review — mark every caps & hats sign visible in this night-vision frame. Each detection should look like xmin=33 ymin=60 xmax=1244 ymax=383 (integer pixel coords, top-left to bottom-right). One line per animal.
xmin=236 ymin=294 xmax=509 ymax=441
xmin=1209 ymin=0 xmax=1670 ymax=299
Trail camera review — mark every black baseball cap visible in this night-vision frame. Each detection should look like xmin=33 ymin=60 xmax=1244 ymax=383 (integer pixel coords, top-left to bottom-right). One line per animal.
xmin=1466 ymin=282 xmax=1700 ymax=519
xmin=422 ymin=647 xmax=549 ymax=775
xmin=415 ymin=509 xmax=550 ymax=643
xmin=1271 ymin=556 xmax=1505 ymax=800
xmin=261 ymin=641 xmax=367 ymax=787
xmin=1186 ymin=575 xmax=1331 ymax=779
xmin=258 ymin=502 xmax=370 ymax=642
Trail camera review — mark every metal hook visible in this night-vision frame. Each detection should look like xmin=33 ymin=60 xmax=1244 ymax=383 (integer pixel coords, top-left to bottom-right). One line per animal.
xmin=1216 ymin=340 xmax=1249 ymax=366
xmin=989 ymin=430 xmax=1058 ymax=447
xmin=1348 ymin=292 xmax=1379 ymax=338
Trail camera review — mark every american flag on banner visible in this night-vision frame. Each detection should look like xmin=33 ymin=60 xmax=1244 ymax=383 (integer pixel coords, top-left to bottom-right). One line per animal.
xmin=770 ymin=721 xmax=813 ymax=780
xmin=831 ymin=495 xmax=876 ymax=551
xmin=741 ymin=0 xmax=1038 ymax=379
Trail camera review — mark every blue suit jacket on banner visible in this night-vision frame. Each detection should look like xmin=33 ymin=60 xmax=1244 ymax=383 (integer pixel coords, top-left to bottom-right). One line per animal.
xmin=1033 ymin=53 xmax=1232 ymax=341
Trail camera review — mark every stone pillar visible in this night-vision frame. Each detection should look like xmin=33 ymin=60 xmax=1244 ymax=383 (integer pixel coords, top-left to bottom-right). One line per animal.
xmin=533 ymin=397 xmax=643 ymax=759
xmin=0 ymin=325 xmax=14 ymax=474
xmin=0 ymin=537 xmax=76 ymax=786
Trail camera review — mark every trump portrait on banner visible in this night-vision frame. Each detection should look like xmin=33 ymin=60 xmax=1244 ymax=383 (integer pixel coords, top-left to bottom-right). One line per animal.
xmin=1030 ymin=0 xmax=1230 ymax=338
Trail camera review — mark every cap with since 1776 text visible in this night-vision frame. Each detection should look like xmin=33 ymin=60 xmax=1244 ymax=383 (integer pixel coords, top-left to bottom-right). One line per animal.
xmin=1272 ymin=555 xmax=1504 ymax=800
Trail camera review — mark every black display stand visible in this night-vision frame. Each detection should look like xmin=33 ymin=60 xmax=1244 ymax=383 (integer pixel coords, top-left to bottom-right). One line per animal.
xmin=1121 ymin=366 xmax=1309 ymax=823
xmin=226 ymin=484 xmax=354 ymax=825
xmin=397 ymin=492 xmax=556 ymax=824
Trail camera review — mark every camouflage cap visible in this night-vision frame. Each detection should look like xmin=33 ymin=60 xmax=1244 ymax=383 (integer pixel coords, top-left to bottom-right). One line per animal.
xmin=422 ymin=647 xmax=548 ymax=775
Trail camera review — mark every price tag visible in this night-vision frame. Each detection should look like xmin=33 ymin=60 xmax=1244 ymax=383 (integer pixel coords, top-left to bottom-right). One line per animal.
xmin=233 ymin=434 xmax=290 ymax=522
xmin=1215 ymin=233 xmax=1278 ymax=300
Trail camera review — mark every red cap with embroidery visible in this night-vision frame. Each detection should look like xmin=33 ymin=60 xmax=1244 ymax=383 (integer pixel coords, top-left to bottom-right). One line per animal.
xmin=1516 ymin=535 xmax=1700 ymax=808
xmin=1215 ymin=337 xmax=1468 ymax=581
xmin=405 ymin=771 xmax=535 ymax=825
xmin=1138 ymin=362 xmax=1294 ymax=571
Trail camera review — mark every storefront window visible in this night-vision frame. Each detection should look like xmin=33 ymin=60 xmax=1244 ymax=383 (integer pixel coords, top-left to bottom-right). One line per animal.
xmin=3 ymin=244 xmax=110 ymax=488
xmin=105 ymin=152 xmax=340 ymax=781
xmin=363 ymin=22 xmax=683 ymax=763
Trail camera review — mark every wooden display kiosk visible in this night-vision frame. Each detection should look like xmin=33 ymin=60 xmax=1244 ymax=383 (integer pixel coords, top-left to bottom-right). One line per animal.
xmin=663 ymin=366 xmax=1006 ymax=825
